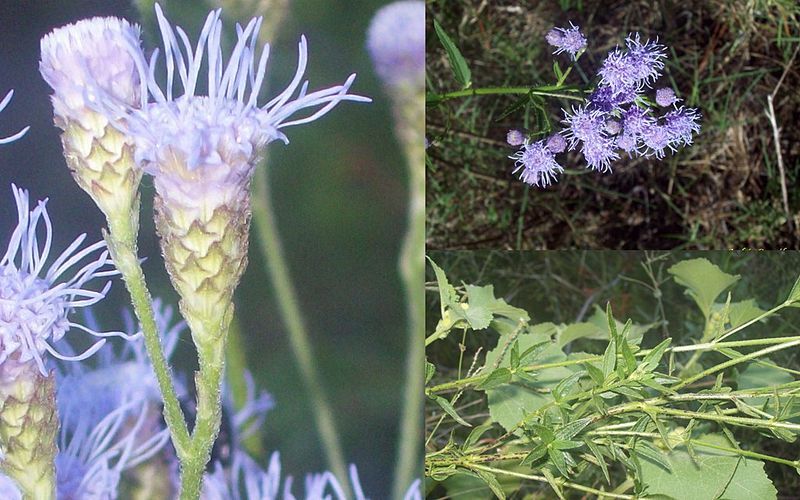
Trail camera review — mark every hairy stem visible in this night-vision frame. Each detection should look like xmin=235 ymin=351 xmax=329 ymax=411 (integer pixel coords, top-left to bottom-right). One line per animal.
xmin=434 ymin=85 xmax=584 ymax=102
xmin=251 ymin=165 xmax=350 ymax=496
xmin=469 ymin=464 xmax=634 ymax=499
xmin=105 ymin=212 xmax=191 ymax=459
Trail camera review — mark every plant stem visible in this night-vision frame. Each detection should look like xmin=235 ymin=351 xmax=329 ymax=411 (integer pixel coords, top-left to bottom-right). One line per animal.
xmin=392 ymin=88 xmax=425 ymax=500
xmin=178 ymin=317 xmax=229 ymax=500
xmin=673 ymin=338 xmax=800 ymax=391
xmin=435 ymin=86 xmax=584 ymax=102
xmin=469 ymin=464 xmax=634 ymax=499
xmin=105 ymin=213 xmax=191 ymax=459
xmin=251 ymin=165 xmax=350 ymax=496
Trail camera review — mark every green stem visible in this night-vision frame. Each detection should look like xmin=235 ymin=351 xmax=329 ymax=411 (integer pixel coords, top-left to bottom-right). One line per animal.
xmin=469 ymin=464 xmax=634 ymax=499
xmin=673 ymin=338 xmax=800 ymax=391
xmin=392 ymin=88 xmax=425 ymax=500
xmin=436 ymin=86 xmax=584 ymax=101
xmin=251 ymin=165 xmax=350 ymax=496
xmin=178 ymin=317 xmax=229 ymax=500
xmin=105 ymin=212 xmax=191 ymax=459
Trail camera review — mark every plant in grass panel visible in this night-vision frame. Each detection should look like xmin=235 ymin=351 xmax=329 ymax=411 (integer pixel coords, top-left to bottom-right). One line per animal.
xmin=424 ymin=256 xmax=800 ymax=499
xmin=428 ymin=18 xmax=701 ymax=187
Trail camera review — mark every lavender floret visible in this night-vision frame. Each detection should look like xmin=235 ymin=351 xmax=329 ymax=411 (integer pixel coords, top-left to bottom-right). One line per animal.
xmin=545 ymin=22 xmax=587 ymax=60
xmin=506 ymin=129 xmax=525 ymax=146
xmin=546 ymin=133 xmax=567 ymax=153
xmin=509 ymin=140 xmax=564 ymax=188
xmin=655 ymin=87 xmax=679 ymax=107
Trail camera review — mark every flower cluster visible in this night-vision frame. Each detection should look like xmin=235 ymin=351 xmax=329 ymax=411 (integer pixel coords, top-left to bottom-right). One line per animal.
xmin=509 ymin=24 xmax=701 ymax=187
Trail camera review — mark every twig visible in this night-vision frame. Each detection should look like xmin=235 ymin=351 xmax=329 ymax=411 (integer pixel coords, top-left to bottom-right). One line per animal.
xmin=765 ymin=43 xmax=800 ymax=232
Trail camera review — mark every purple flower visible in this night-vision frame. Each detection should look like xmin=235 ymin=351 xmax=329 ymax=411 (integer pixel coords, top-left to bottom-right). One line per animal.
xmin=655 ymin=87 xmax=679 ymax=107
xmin=604 ymin=119 xmax=622 ymax=135
xmin=509 ymin=140 xmax=564 ymax=187
xmin=621 ymin=105 xmax=655 ymax=137
xmin=663 ymin=106 xmax=701 ymax=146
xmin=0 ymin=185 xmax=133 ymax=376
xmin=641 ymin=124 xmax=674 ymax=158
xmin=367 ymin=1 xmax=425 ymax=89
xmin=546 ymin=133 xmax=567 ymax=153
xmin=562 ymin=106 xmax=606 ymax=148
xmin=545 ymin=22 xmax=587 ymax=60
xmin=581 ymin=136 xmax=619 ymax=172
xmin=506 ymin=129 xmax=525 ymax=146
xmin=599 ymin=34 xmax=666 ymax=93
xmin=625 ymin=34 xmax=666 ymax=85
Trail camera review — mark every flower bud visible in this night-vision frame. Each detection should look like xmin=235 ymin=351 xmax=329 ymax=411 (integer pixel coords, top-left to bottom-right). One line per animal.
xmin=40 ymin=17 xmax=147 ymax=229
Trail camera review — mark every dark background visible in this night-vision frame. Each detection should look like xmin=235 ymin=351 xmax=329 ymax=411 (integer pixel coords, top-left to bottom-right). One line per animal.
xmin=0 ymin=0 xmax=406 ymax=495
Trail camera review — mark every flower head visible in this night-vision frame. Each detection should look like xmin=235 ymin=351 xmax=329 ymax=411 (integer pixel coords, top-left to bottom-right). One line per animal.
xmin=509 ymin=140 xmax=564 ymax=188
xmin=118 ymin=4 xmax=368 ymax=328
xmin=662 ymin=106 xmax=701 ymax=146
xmin=367 ymin=1 xmax=425 ymax=89
xmin=506 ymin=129 xmax=525 ymax=146
xmin=40 ymin=17 xmax=146 ymax=130
xmin=39 ymin=17 xmax=146 ymax=223
xmin=598 ymin=34 xmax=666 ymax=93
xmin=655 ymin=87 xmax=679 ymax=107
xmin=0 ymin=91 xmax=29 ymax=145
xmin=545 ymin=22 xmax=587 ymax=60
xmin=0 ymin=186 xmax=132 ymax=376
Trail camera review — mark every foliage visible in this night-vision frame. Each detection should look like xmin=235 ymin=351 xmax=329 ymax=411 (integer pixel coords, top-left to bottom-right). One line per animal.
xmin=425 ymin=254 xmax=800 ymax=499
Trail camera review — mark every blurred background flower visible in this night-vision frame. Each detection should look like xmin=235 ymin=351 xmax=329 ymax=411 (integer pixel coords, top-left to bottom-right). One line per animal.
xmin=0 ymin=0 xmax=408 ymax=495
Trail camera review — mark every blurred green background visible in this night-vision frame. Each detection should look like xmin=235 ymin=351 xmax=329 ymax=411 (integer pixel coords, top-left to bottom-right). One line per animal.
xmin=0 ymin=0 xmax=407 ymax=495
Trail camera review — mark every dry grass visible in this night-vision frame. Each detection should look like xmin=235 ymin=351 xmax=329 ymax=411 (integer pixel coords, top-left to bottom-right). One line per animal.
xmin=426 ymin=0 xmax=800 ymax=249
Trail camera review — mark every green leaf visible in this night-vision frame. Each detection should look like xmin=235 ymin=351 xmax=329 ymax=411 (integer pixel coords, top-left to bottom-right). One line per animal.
xmin=475 ymin=469 xmax=506 ymax=499
xmin=520 ymin=444 xmax=548 ymax=467
xmin=637 ymin=434 xmax=777 ymax=500
xmin=510 ymin=340 xmax=520 ymax=369
xmin=477 ymin=367 xmax=513 ymax=391
xmin=551 ymin=439 xmax=583 ymax=451
xmin=542 ymin=468 xmax=566 ymax=500
xmin=427 ymin=257 xmax=459 ymax=314
xmin=555 ymin=417 xmax=592 ymax=440
xmin=711 ymin=299 xmax=766 ymax=329
xmin=606 ymin=303 xmax=619 ymax=341
xmin=634 ymin=440 xmax=672 ymax=472
xmin=586 ymin=306 xmax=655 ymax=346
xmin=552 ymin=371 xmax=584 ymax=401
xmin=668 ymin=258 xmax=740 ymax=318
xmin=425 ymin=360 xmax=435 ymax=384
xmin=548 ymin=448 xmax=570 ymax=477
xmin=586 ymin=441 xmax=611 ymax=484
xmin=641 ymin=338 xmax=672 ymax=373
xmin=485 ymin=327 xmax=573 ymax=433
xmin=464 ymin=422 xmax=494 ymax=450
xmin=738 ymin=360 xmax=795 ymax=407
xmin=518 ymin=341 xmax=550 ymax=365
xmin=602 ymin=338 xmax=617 ymax=378
xmin=787 ymin=274 xmax=800 ymax=304
xmin=432 ymin=395 xmax=472 ymax=427
xmin=584 ymin=361 xmax=605 ymax=386
xmin=553 ymin=60 xmax=563 ymax=81
xmin=432 ymin=18 xmax=472 ymax=88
